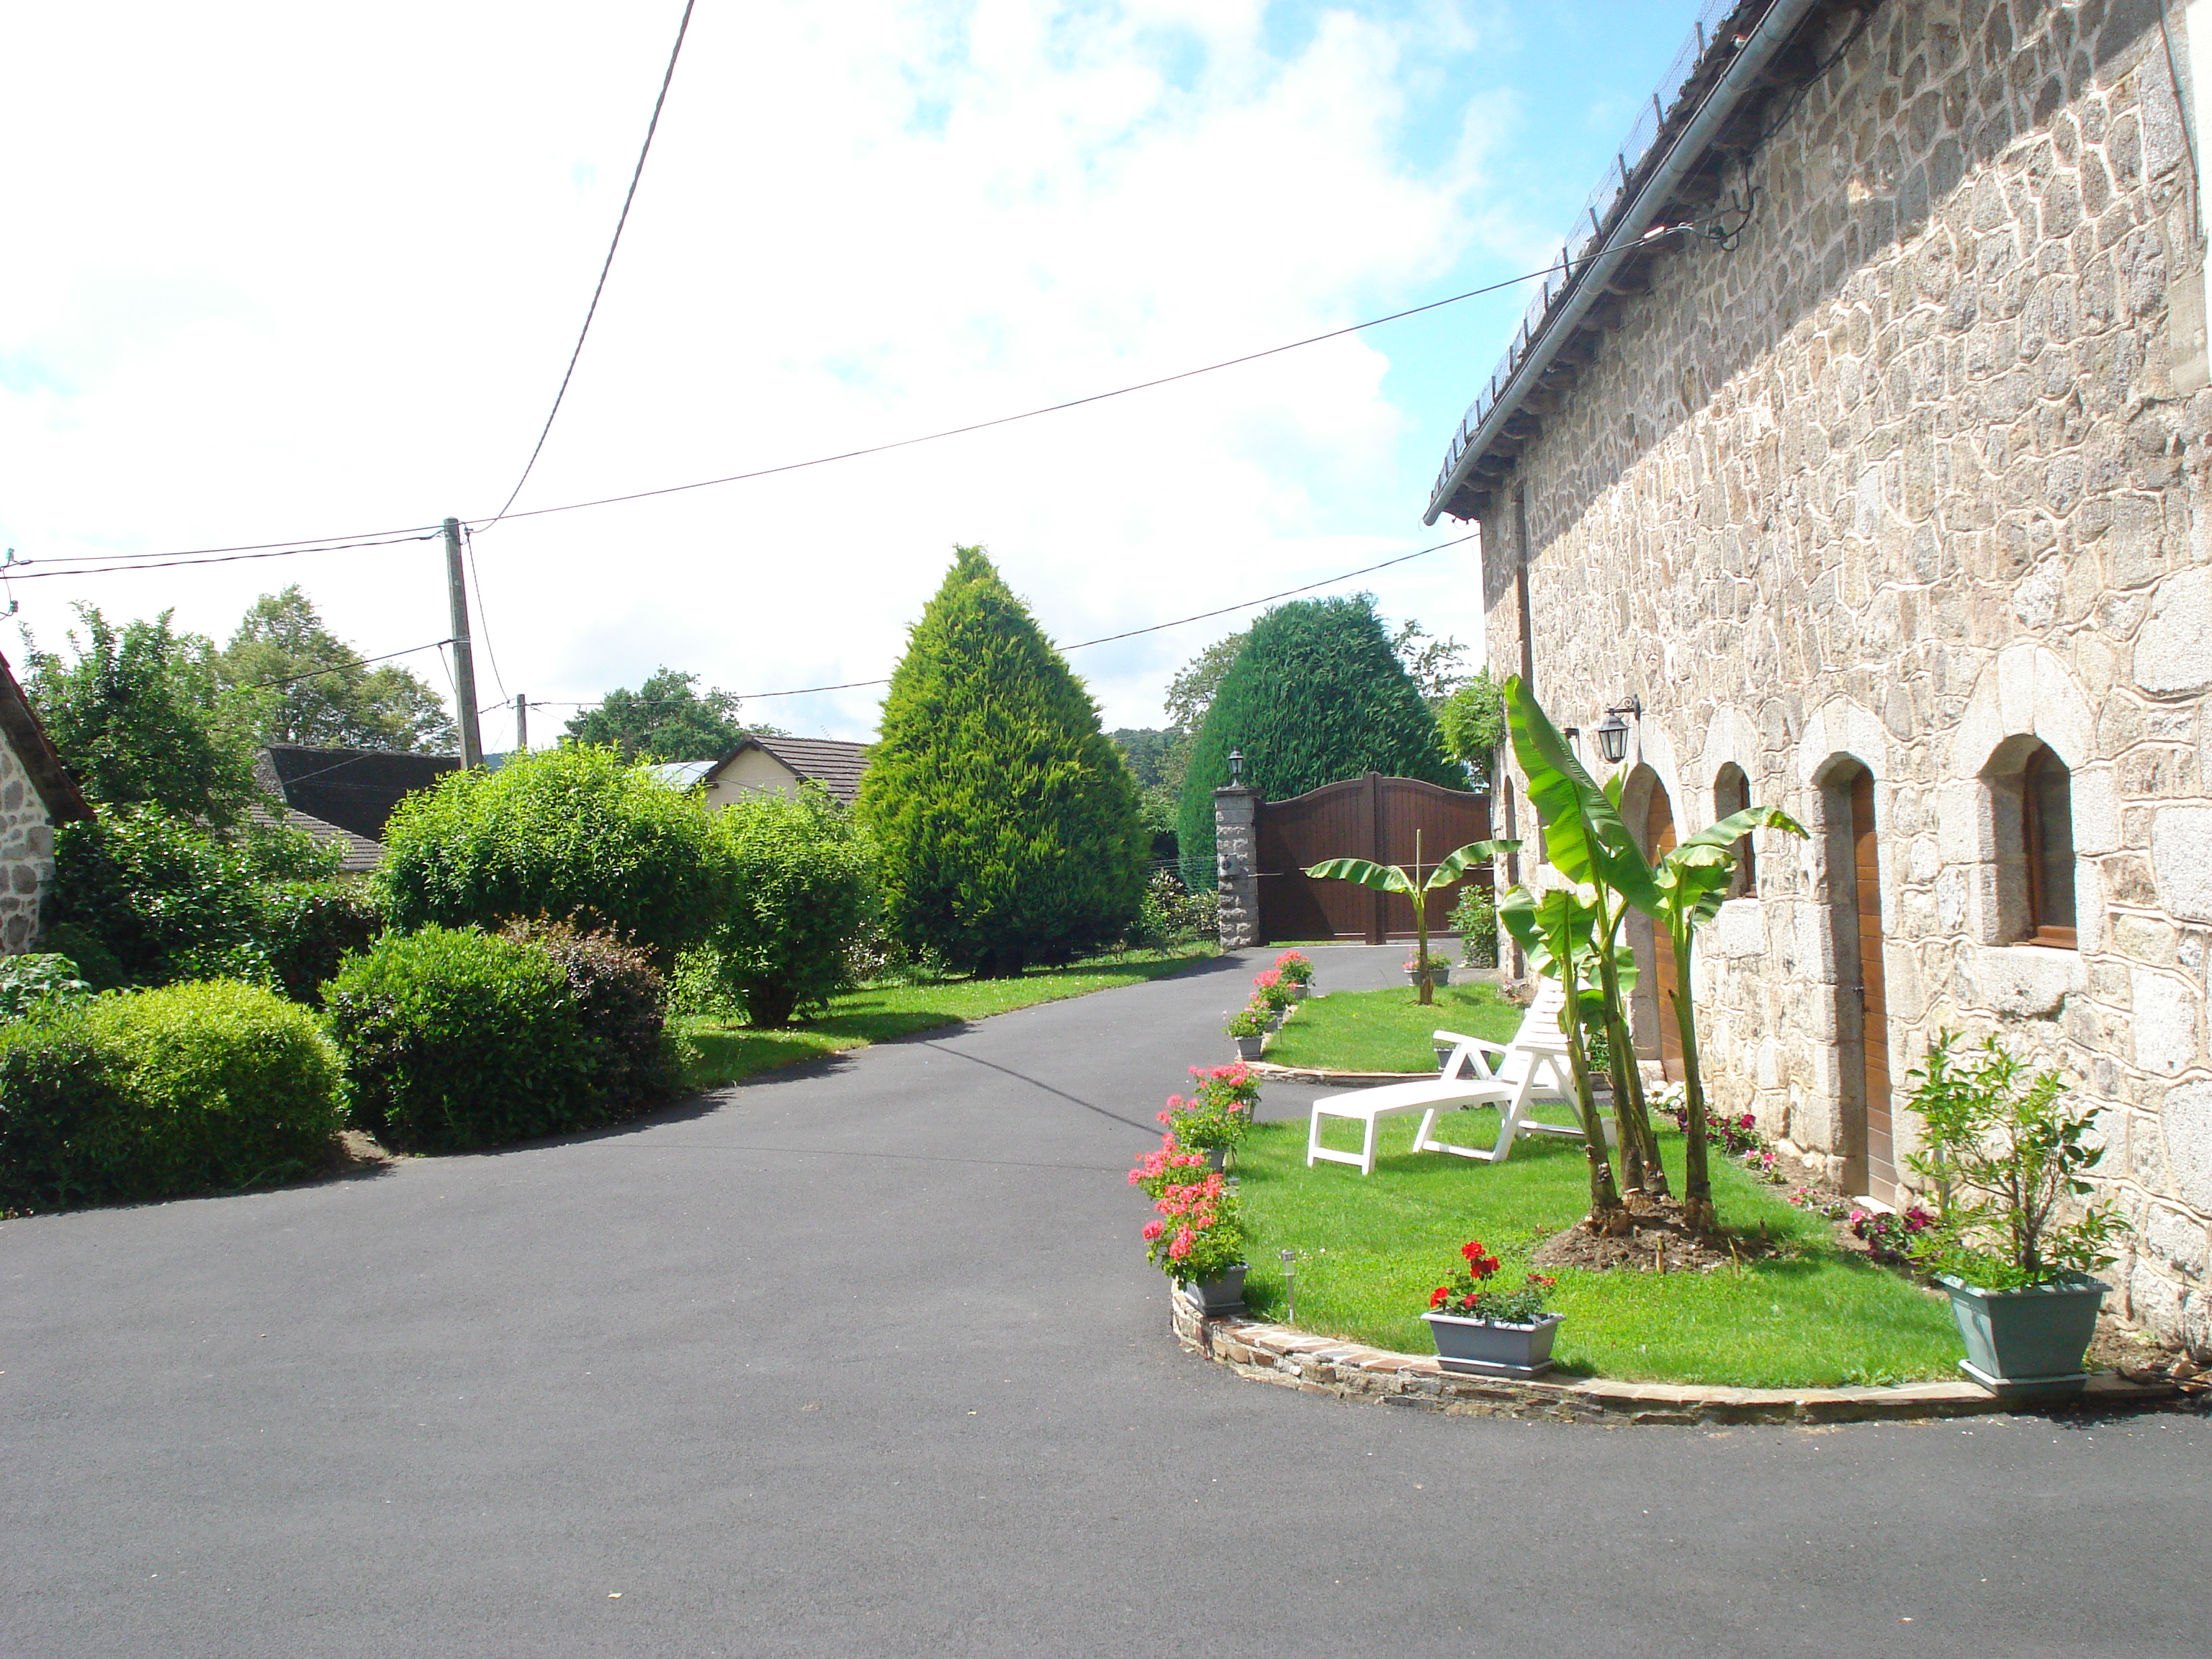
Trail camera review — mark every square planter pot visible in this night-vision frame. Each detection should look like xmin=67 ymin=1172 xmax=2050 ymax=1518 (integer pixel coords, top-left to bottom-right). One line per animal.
xmin=1180 ymin=1264 xmax=1248 ymax=1315
xmin=1421 ymin=1310 xmax=1564 ymax=1378
xmin=1405 ymin=968 xmax=1452 ymax=987
xmin=1285 ymin=982 xmax=1308 ymax=1001
xmin=1232 ymin=1035 xmax=1264 ymax=1061
xmin=1938 ymin=1273 xmax=2109 ymax=1396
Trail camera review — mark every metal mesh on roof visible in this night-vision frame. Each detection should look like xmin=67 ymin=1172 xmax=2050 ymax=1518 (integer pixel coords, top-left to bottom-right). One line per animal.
xmin=1433 ymin=0 xmax=1755 ymax=501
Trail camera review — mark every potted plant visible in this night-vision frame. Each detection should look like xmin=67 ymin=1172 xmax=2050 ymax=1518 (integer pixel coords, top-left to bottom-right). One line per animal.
xmin=1904 ymin=1033 xmax=2123 ymax=1395
xmin=1420 ymin=1239 xmax=1563 ymax=1377
xmin=1251 ymin=968 xmax=1295 ymax=1025
xmin=1159 ymin=1064 xmax=1261 ymax=1170
xmin=1225 ymin=1002 xmax=1268 ymax=1060
xmin=1273 ymin=950 xmax=1315 ymax=999
xmin=1141 ymin=1169 xmax=1248 ymax=1314
xmin=1402 ymin=951 xmax=1453 ymax=989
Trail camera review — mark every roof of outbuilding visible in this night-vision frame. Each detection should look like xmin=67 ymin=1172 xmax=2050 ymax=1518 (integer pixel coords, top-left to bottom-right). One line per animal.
xmin=258 ymin=745 xmax=461 ymax=842
xmin=0 ymin=652 xmax=91 ymax=824
xmin=647 ymin=760 xmax=716 ymax=791
xmin=247 ymin=801 xmax=385 ymax=873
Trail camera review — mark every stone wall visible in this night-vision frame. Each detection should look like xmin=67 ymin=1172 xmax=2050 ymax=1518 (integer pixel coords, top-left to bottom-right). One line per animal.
xmin=1470 ymin=1 xmax=2212 ymax=1342
xmin=0 ymin=731 xmax=58 ymax=953
xmin=1212 ymin=787 xmax=1261 ymax=949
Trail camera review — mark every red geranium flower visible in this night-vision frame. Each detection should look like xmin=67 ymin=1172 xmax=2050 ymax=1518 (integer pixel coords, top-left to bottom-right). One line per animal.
xmin=1429 ymin=1286 xmax=1449 ymax=1309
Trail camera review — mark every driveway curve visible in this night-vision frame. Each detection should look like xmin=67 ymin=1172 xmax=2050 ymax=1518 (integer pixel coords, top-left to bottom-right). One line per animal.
xmin=3 ymin=945 xmax=2203 ymax=1658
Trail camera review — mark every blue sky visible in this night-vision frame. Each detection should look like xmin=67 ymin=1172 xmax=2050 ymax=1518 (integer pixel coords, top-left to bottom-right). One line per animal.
xmin=0 ymin=1 xmax=1707 ymax=741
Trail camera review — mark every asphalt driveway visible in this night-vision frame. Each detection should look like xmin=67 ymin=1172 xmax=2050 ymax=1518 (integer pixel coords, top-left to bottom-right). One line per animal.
xmin=4 ymin=945 xmax=2203 ymax=1658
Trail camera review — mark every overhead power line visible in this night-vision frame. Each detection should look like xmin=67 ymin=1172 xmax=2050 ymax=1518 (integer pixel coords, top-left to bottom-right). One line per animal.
xmin=244 ymin=638 xmax=455 ymax=692
xmin=484 ymin=0 xmax=698 ymax=528
xmin=10 ymin=531 xmax=441 ymax=582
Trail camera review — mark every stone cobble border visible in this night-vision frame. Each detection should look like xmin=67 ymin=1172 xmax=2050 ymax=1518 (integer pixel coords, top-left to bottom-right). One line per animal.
xmin=1172 ymin=1287 xmax=2185 ymax=1426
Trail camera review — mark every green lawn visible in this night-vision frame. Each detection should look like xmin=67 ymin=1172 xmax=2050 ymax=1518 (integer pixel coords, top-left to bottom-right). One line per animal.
xmin=1233 ymin=1109 xmax=1961 ymax=1388
xmin=1264 ymin=981 xmax=1524 ymax=1073
xmin=678 ymin=946 xmax=1216 ymax=1089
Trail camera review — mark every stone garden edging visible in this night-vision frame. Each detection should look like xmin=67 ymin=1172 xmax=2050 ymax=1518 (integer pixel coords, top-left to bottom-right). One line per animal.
xmin=1170 ymin=1286 xmax=2185 ymax=1426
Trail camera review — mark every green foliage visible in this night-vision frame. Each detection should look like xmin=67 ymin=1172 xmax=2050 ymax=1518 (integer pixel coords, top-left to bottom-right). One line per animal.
xmin=1177 ymin=595 xmax=1462 ymax=889
xmin=49 ymin=807 xmax=273 ymax=987
xmin=1134 ymin=781 xmax=1179 ymax=863
xmin=24 ymin=605 xmax=266 ymax=826
xmin=562 ymin=667 xmax=772 ymax=761
xmin=1107 ymin=728 xmax=1174 ymax=790
xmin=0 ymin=954 xmax=93 ymax=1022
xmin=1123 ymin=869 xmax=1216 ymax=953
xmin=703 ymin=788 xmax=876 ymax=1027
xmin=0 ymin=981 xmax=343 ymax=1211
xmin=1387 ymin=619 xmax=1471 ymax=706
xmin=1436 ymin=666 xmax=1509 ymax=787
xmin=325 ymin=924 xmax=670 ymax=1154
xmin=1904 ymin=1033 xmax=2123 ymax=1290
xmin=1449 ymin=884 xmax=1498 ymax=967
xmin=375 ymin=743 xmax=723 ymax=963
xmin=258 ymin=881 xmax=385 ymax=1004
xmin=858 ymin=547 xmax=1145 ymax=976
xmin=215 ymin=585 xmax=457 ymax=752
xmin=505 ymin=919 xmax=679 ymax=1111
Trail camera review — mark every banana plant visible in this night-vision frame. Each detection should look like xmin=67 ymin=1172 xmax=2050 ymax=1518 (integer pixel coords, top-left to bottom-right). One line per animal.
xmin=1651 ymin=806 xmax=1804 ymax=1228
xmin=1304 ymin=834 xmax=1518 ymax=1006
xmin=1502 ymin=678 xmax=1668 ymax=1192
xmin=1496 ymin=878 xmax=1626 ymax=1230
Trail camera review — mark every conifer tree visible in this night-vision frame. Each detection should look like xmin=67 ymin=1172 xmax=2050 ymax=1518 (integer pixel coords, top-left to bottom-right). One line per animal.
xmin=858 ymin=547 xmax=1144 ymax=976
xmin=1176 ymin=595 xmax=1464 ymax=887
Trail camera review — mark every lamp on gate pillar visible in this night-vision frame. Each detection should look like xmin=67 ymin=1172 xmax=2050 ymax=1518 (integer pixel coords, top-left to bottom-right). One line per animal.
xmin=1595 ymin=696 xmax=1642 ymax=765
xmin=1228 ymin=748 xmax=1244 ymax=786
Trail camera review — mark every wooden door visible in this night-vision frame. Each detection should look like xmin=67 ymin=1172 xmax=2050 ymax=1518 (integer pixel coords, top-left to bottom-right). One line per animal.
xmin=1644 ymin=783 xmax=1682 ymax=1081
xmin=1848 ymin=770 xmax=1894 ymax=1195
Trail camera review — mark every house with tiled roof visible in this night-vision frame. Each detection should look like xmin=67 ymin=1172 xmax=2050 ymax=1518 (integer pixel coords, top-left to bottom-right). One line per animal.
xmin=654 ymin=736 xmax=871 ymax=810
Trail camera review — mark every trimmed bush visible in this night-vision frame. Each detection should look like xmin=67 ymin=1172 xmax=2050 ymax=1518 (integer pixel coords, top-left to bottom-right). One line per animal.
xmin=0 ymin=953 xmax=93 ymax=1022
xmin=327 ymin=925 xmax=672 ymax=1154
xmin=0 ymin=981 xmax=344 ymax=1211
xmin=1176 ymin=595 xmax=1463 ymax=888
xmin=258 ymin=881 xmax=385 ymax=1004
xmin=858 ymin=547 xmax=1145 ymax=976
xmin=375 ymin=745 xmax=722 ymax=963
xmin=706 ymin=788 xmax=876 ymax=1026
xmin=505 ymin=919 xmax=678 ymax=1109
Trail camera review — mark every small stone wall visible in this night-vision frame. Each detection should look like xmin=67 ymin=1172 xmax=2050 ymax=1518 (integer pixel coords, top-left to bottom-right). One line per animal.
xmin=0 ymin=734 xmax=57 ymax=953
xmin=1212 ymin=786 xmax=1259 ymax=948
xmin=1171 ymin=1285 xmax=2175 ymax=1426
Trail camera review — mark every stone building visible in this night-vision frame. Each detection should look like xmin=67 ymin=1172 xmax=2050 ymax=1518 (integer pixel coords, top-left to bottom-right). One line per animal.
xmin=1427 ymin=0 xmax=2212 ymax=1341
xmin=0 ymin=653 xmax=91 ymax=953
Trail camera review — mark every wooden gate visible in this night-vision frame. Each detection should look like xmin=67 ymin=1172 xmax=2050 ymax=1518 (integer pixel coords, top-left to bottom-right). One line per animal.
xmin=1254 ymin=773 xmax=1491 ymax=945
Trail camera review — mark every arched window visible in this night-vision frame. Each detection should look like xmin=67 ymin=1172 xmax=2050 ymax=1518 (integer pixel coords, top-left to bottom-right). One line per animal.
xmin=1713 ymin=762 xmax=1755 ymax=899
xmin=2022 ymin=745 xmax=2076 ymax=946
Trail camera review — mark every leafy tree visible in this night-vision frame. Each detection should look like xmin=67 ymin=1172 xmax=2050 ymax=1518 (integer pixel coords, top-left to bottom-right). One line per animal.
xmin=1174 ymin=595 xmax=1463 ymax=889
xmin=24 ymin=606 xmax=265 ymax=826
xmin=704 ymin=787 xmax=876 ymax=1026
xmin=215 ymin=585 xmax=456 ymax=753
xmin=375 ymin=743 xmax=723 ymax=963
xmin=1107 ymin=728 xmax=1174 ymax=790
xmin=1388 ymin=619 xmax=1472 ymax=706
xmin=1437 ymin=666 xmax=1509 ymax=788
xmin=857 ymin=546 xmax=1145 ymax=977
xmin=562 ymin=667 xmax=777 ymax=761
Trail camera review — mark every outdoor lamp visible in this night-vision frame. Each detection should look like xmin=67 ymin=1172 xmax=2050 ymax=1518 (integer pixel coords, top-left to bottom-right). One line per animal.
xmin=1595 ymin=696 xmax=1642 ymax=765
xmin=1280 ymin=1249 xmax=1297 ymax=1323
xmin=1228 ymin=748 xmax=1244 ymax=786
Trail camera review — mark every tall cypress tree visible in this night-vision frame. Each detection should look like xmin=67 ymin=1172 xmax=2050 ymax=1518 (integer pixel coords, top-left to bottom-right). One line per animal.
xmin=858 ymin=547 xmax=1145 ymax=976
xmin=1176 ymin=595 xmax=1464 ymax=888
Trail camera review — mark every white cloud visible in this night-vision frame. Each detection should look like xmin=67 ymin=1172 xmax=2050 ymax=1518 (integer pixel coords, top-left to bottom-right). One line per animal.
xmin=0 ymin=0 xmax=1527 ymax=741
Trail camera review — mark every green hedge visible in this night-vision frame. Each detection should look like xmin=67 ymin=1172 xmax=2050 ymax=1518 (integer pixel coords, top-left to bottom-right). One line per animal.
xmin=0 ymin=981 xmax=345 ymax=1211
xmin=706 ymin=788 xmax=876 ymax=1025
xmin=375 ymin=745 xmax=722 ymax=964
xmin=327 ymin=925 xmax=673 ymax=1154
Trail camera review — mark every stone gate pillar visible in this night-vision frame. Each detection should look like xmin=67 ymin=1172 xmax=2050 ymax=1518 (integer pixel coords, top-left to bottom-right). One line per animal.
xmin=1212 ymin=786 xmax=1260 ymax=949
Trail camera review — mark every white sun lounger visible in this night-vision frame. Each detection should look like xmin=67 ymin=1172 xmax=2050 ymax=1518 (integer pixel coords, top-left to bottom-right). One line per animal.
xmin=1305 ymin=982 xmax=1606 ymax=1176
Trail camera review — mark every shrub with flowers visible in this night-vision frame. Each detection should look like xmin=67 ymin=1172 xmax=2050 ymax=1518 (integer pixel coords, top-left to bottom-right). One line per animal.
xmin=1141 ymin=1169 xmax=1246 ymax=1284
xmin=1788 ymin=1185 xmax=1851 ymax=1220
xmin=1160 ymin=1063 xmax=1262 ymax=1151
xmin=1851 ymin=1203 xmax=1936 ymax=1265
xmin=1250 ymin=967 xmax=1294 ymax=1012
xmin=1423 ymin=1239 xmax=1557 ymax=1326
xmin=1661 ymin=1083 xmax=1775 ymax=1168
xmin=1127 ymin=1134 xmax=1211 ymax=1200
xmin=1225 ymin=1002 xmax=1269 ymax=1039
xmin=1403 ymin=951 xmax=1452 ymax=976
xmin=1273 ymin=950 xmax=1314 ymax=987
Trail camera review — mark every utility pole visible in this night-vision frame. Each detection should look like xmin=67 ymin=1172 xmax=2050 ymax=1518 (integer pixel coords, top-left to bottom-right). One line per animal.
xmin=514 ymin=693 xmax=529 ymax=755
xmin=443 ymin=517 xmax=484 ymax=768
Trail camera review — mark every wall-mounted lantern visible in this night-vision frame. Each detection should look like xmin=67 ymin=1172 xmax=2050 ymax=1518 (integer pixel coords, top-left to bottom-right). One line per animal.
xmin=1595 ymin=696 xmax=1642 ymax=765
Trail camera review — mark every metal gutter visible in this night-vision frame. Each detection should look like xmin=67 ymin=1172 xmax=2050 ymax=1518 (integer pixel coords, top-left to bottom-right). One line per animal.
xmin=1421 ymin=0 xmax=1826 ymax=525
